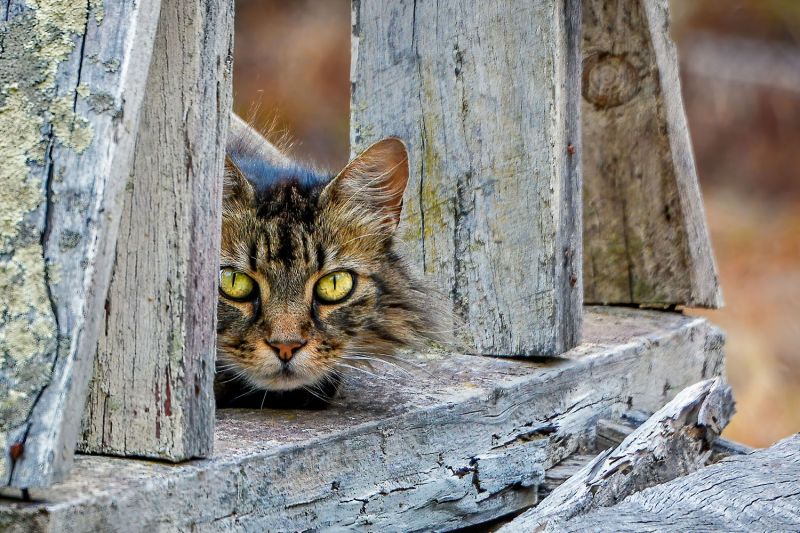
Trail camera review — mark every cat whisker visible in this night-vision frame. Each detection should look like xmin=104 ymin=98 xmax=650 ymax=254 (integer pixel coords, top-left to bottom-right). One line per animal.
xmin=229 ymin=384 xmax=260 ymax=403
xmin=259 ymin=390 xmax=268 ymax=410
xmin=335 ymin=363 xmax=392 ymax=382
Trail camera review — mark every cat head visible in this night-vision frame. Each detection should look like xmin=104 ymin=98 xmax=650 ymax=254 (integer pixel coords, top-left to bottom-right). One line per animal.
xmin=217 ymin=118 xmax=446 ymax=396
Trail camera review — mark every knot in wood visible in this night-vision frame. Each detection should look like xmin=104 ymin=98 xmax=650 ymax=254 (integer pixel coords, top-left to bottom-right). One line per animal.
xmin=582 ymin=53 xmax=640 ymax=109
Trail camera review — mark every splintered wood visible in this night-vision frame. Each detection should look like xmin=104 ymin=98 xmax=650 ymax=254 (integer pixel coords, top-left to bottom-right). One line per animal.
xmin=0 ymin=0 xmax=161 ymax=488
xmin=581 ymin=0 xmax=722 ymax=307
xmin=351 ymin=0 xmax=583 ymax=356
xmin=78 ymin=0 xmax=233 ymax=461
xmin=500 ymin=378 xmax=735 ymax=532
xmin=539 ymin=434 xmax=800 ymax=532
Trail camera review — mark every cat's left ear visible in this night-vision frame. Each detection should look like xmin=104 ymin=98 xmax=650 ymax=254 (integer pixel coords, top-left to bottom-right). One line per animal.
xmin=323 ymin=138 xmax=409 ymax=228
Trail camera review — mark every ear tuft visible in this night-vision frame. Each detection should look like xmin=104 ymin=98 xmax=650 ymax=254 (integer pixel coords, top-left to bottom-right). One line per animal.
xmin=223 ymin=155 xmax=255 ymax=207
xmin=325 ymin=138 xmax=410 ymax=228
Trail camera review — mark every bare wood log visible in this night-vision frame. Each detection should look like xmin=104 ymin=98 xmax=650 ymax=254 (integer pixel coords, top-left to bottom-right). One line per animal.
xmin=78 ymin=0 xmax=233 ymax=461
xmin=552 ymin=433 xmax=800 ymax=532
xmin=499 ymin=378 xmax=734 ymax=532
xmin=581 ymin=0 xmax=722 ymax=307
xmin=351 ymin=0 xmax=583 ymax=356
xmin=0 ymin=308 xmax=725 ymax=531
xmin=0 ymin=0 xmax=161 ymax=488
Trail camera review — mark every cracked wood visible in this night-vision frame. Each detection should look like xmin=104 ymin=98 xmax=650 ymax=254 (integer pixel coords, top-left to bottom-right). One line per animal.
xmin=78 ymin=0 xmax=233 ymax=461
xmin=548 ymin=433 xmax=800 ymax=532
xmin=0 ymin=0 xmax=161 ymax=488
xmin=0 ymin=308 xmax=725 ymax=531
xmin=499 ymin=377 xmax=735 ymax=532
xmin=350 ymin=0 xmax=583 ymax=356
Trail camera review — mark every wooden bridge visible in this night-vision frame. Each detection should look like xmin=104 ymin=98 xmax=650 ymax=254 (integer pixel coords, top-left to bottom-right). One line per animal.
xmin=1 ymin=0 xmax=797 ymax=531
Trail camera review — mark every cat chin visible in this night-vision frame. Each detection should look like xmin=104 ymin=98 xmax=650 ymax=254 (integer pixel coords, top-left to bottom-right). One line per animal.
xmin=245 ymin=370 xmax=327 ymax=392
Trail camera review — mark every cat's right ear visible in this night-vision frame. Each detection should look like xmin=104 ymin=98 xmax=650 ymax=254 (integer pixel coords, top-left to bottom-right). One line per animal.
xmin=223 ymin=156 xmax=255 ymax=207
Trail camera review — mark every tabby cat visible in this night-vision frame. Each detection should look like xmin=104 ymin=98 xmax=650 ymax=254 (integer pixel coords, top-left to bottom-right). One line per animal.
xmin=215 ymin=115 xmax=445 ymax=407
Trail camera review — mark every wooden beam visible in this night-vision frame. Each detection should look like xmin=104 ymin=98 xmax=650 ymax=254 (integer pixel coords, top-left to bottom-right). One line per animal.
xmin=0 ymin=308 xmax=724 ymax=530
xmin=77 ymin=0 xmax=233 ymax=461
xmin=581 ymin=0 xmax=722 ymax=308
xmin=499 ymin=378 xmax=735 ymax=532
xmin=540 ymin=433 xmax=800 ymax=532
xmin=0 ymin=0 xmax=161 ymax=488
xmin=351 ymin=0 xmax=583 ymax=356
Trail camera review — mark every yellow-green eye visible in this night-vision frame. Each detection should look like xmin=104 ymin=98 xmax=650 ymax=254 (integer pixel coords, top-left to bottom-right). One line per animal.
xmin=314 ymin=271 xmax=354 ymax=303
xmin=219 ymin=268 xmax=256 ymax=300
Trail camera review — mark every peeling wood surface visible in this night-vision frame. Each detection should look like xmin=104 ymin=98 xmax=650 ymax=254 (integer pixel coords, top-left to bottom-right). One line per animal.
xmin=581 ymin=0 xmax=722 ymax=307
xmin=499 ymin=378 xmax=735 ymax=532
xmin=351 ymin=0 xmax=583 ymax=356
xmin=77 ymin=0 xmax=233 ymax=462
xmin=0 ymin=308 xmax=724 ymax=532
xmin=0 ymin=0 xmax=161 ymax=488
xmin=548 ymin=433 xmax=800 ymax=532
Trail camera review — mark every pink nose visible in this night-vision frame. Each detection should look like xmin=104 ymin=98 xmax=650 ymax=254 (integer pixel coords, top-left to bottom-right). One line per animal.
xmin=268 ymin=340 xmax=306 ymax=362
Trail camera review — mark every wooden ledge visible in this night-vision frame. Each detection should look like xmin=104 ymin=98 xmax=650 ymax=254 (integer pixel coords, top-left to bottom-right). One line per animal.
xmin=0 ymin=307 xmax=724 ymax=532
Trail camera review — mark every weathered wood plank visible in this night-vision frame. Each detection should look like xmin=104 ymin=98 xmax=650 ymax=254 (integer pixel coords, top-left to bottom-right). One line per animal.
xmin=0 ymin=308 xmax=724 ymax=531
xmin=581 ymin=0 xmax=722 ymax=307
xmin=351 ymin=0 xmax=583 ymax=356
xmin=499 ymin=378 xmax=734 ymax=532
xmin=78 ymin=0 xmax=234 ymax=461
xmin=0 ymin=0 xmax=161 ymax=488
xmin=549 ymin=433 xmax=800 ymax=532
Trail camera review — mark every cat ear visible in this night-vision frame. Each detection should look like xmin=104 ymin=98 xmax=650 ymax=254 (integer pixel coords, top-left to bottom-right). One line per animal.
xmin=324 ymin=138 xmax=409 ymax=228
xmin=227 ymin=113 xmax=291 ymax=167
xmin=223 ymin=155 xmax=255 ymax=207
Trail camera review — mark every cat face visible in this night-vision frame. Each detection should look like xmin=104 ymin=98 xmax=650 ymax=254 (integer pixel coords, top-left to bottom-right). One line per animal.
xmin=217 ymin=128 xmax=442 ymax=397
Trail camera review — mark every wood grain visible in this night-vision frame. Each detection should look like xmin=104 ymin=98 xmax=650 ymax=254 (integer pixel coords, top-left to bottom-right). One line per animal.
xmin=0 ymin=308 xmax=725 ymax=531
xmin=499 ymin=378 xmax=735 ymax=532
xmin=351 ymin=0 xmax=583 ymax=356
xmin=550 ymin=433 xmax=800 ymax=532
xmin=78 ymin=0 xmax=234 ymax=461
xmin=581 ymin=0 xmax=722 ymax=307
xmin=0 ymin=0 xmax=160 ymax=488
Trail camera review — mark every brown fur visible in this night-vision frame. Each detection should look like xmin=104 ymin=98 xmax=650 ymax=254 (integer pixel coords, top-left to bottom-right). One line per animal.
xmin=215 ymin=125 xmax=448 ymax=406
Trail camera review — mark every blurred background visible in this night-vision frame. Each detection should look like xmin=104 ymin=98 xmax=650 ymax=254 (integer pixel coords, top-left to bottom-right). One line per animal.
xmin=233 ymin=0 xmax=799 ymax=447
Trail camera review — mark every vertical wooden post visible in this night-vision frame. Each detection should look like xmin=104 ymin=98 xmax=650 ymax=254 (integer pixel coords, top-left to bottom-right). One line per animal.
xmin=0 ymin=1 xmax=161 ymax=488
xmin=351 ymin=0 xmax=583 ymax=356
xmin=78 ymin=0 xmax=233 ymax=460
xmin=581 ymin=0 xmax=722 ymax=307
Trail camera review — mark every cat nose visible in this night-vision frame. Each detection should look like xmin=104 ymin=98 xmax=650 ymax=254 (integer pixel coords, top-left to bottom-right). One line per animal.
xmin=267 ymin=339 xmax=306 ymax=363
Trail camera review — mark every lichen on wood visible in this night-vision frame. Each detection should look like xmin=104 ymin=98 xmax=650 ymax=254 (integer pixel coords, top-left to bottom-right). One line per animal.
xmin=0 ymin=0 xmax=95 ymax=482
xmin=1 ymin=0 xmax=162 ymax=488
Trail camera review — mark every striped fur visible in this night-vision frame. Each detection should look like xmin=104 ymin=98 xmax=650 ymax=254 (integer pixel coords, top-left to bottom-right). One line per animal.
xmin=216 ymin=125 xmax=448 ymax=406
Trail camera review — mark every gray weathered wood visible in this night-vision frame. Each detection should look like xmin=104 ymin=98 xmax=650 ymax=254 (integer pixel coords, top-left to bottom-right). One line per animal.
xmin=0 ymin=308 xmax=724 ymax=531
xmin=549 ymin=433 xmax=800 ymax=532
xmin=596 ymin=412 xmax=753 ymax=462
xmin=351 ymin=0 xmax=583 ymax=356
xmin=499 ymin=378 xmax=734 ymax=532
xmin=78 ymin=0 xmax=234 ymax=461
xmin=0 ymin=0 xmax=161 ymax=488
xmin=581 ymin=0 xmax=722 ymax=308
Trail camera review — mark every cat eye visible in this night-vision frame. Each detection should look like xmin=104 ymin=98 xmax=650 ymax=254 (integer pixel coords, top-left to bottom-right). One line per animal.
xmin=219 ymin=268 xmax=256 ymax=301
xmin=314 ymin=271 xmax=354 ymax=303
